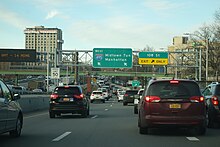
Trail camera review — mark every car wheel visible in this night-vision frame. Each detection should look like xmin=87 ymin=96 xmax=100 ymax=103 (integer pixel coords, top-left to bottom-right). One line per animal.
xmin=81 ymin=110 xmax=88 ymax=118
xmin=123 ymin=102 xmax=127 ymax=106
xmin=207 ymin=112 xmax=215 ymax=128
xmin=49 ymin=111 xmax=56 ymax=118
xmin=134 ymin=106 xmax=138 ymax=114
xmin=10 ymin=115 xmax=22 ymax=137
xmin=139 ymin=127 xmax=148 ymax=134
xmin=103 ymin=100 xmax=105 ymax=103
xmin=191 ymin=125 xmax=206 ymax=135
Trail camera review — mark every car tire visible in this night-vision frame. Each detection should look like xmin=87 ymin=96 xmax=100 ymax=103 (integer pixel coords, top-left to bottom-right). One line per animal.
xmin=134 ymin=106 xmax=138 ymax=114
xmin=123 ymin=102 xmax=127 ymax=106
xmin=9 ymin=115 xmax=22 ymax=137
xmin=49 ymin=111 xmax=56 ymax=118
xmin=207 ymin=112 xmax=215 ymax=128
xmin=139 ymin=127 xmax=148 ymax=134
xmin=81 ymin=110 xmax=88 ymax=118
xmin=103 ymin=100 xmax=105 ymax=103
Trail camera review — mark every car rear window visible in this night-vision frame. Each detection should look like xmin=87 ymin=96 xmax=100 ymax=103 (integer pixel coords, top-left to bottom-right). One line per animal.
xmin=93 ymin=91 xmax=102 ymax=95
xmin=147 ymin=81 xmax=201 ymax=98
xmin=54 ymin=87 xmax=81 ymax=95
xmin=214 ymin=85 xmax=220 ymax=96
xmin=125 ymin=90 xmax=138 ymax=95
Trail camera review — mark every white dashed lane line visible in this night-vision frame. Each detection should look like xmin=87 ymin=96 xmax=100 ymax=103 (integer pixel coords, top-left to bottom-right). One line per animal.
xmin=186 ymin=137 xmax=200 ymax=141
xmin=52 ymin=132 xmax=72 ymax=142
xmin=91 ymin=115 xmax=98 ymax=119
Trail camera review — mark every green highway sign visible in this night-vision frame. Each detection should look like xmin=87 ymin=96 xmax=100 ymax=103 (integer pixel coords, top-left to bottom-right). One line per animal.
xmin=93 ymin=48 xmax=133 ymax=68
xmin=138 ymin=52 xmax=168 ymax=65
xmin=132 ymin=80 xmax=140 ymax=87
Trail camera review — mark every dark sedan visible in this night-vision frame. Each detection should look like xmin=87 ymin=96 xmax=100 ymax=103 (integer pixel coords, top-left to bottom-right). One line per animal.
xmin=0 ymin=79 xmax=23 ymax=137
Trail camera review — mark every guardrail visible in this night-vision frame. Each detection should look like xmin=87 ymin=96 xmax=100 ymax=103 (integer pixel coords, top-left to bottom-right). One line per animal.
xmin=18 ymin=95 xmax=50 ymax=113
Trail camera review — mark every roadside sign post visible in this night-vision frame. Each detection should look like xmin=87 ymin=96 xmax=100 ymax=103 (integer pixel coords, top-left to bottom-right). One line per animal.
xmin=51 ymin=68 xmax=60 ymax=79
xmin=93 ymin=48 xmax=133 ymax=68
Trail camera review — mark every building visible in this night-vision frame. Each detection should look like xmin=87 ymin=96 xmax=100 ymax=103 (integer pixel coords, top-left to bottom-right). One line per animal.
xmin=167 ymin=36 xmax=198 ymax=79
xmin=24 ymin=26 xmax=63 ymax=67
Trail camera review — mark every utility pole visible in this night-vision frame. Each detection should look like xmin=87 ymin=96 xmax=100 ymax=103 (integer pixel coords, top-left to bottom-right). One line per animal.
xmin=206 ymin=39 xmax=209 ymax=82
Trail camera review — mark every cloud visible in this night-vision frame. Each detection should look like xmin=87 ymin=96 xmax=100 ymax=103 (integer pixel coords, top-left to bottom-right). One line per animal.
xmin=66 ymin=16 xmax=175 ymax=49
xmin=45 ymin=10 xmax=59 ymax=20
xmin=87 ymin=0 xmax=113 ymax=5
xmin=0 ymin=6 xmax=34 ymax=29
xmin=144 ymin=0 xmax=185 ymax=11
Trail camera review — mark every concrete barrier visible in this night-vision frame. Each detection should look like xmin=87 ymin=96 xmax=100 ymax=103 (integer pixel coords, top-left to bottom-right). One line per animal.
xmin=18 ymin=95 xmax=50 ymax=113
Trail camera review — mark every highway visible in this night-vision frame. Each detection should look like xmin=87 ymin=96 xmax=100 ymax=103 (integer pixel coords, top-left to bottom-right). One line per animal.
xmin=1 ymin=96 xmax=220 ymax=147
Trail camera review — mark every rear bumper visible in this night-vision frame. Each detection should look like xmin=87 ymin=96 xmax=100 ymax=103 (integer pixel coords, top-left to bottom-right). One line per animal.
xmin=123 ymin=97 xmax=134 ymax=103
xmin=141 ymin=115 xmax=206 ymax=127
xmin=49 ymin=103 xmax=87 ymax=114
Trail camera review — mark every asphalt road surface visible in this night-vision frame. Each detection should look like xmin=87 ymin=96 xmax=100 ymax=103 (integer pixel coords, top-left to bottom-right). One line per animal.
xmin=1 ymin=97 xmax=220 ymax=147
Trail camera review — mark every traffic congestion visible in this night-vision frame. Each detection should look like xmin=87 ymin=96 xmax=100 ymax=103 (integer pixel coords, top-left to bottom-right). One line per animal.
xmin=1 ymin=1 xmax=220 ymax=147
xmin=1 ymin=75 xmax=220 ymax=147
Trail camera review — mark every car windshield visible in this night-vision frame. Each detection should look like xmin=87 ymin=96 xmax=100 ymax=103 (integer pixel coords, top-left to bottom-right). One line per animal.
xmin=148 ymin=81 xmax=201 ymax=98
xmin=93 ymin=91 xmax=102 ymax=95
xmin=54 ymin=87 xmax=81 ymax=95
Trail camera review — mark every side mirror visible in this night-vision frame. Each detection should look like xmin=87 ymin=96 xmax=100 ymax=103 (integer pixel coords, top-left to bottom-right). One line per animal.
xmin=13 ymin=93 xmax=21 ymax=100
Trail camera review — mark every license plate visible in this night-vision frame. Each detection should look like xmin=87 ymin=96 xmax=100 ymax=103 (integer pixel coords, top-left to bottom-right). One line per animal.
xmin=169 ymin=104 xmax=181 ymax=109
xmin=63 ymin=98 xmax=70 ymax=101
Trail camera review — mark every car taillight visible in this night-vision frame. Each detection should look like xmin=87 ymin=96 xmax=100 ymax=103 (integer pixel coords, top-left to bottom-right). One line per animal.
xmin=144 ymin=96 xmax=161 ymax=103
xmin=190 ymin=96 xmax=204 ymax=103
xmin=74 ymin=94 xmax=84 ymax=99
xmin=50 ymin=94 xmax=58 ymax=99
xmin=211 ymin=96 xmax=219 ymax=106
xmin=170 ymin=80 xmax=179 ymax=84
xmin=124 ymin=94 xmax=128 ymax=96
xmin=91 ymin=94 xmax=94 ymax=96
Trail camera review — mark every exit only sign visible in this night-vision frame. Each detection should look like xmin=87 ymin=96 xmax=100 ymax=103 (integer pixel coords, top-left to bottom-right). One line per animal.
xmin=138 ymin=52 xmax=168 ymax=65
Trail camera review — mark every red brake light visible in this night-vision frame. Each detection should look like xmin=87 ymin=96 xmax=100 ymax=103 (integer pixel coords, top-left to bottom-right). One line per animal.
xmin=190 ymin=96 xmax=204 ymax=102
xmin=144 ymin=96 xmax=161 ymax=103
xmin=170 ymin=80 xmax=179 ymax=84
xmin=50 ymin=94 xmax=58 ymax=99
xmin=74 ymin=94 xmax=84 ymax=99
xmin=211 ymin=96 xmax=219 ymax=106
xmin=124 ymin=94 xmax=128 ymax=96
xmin=64 ymin=86 xmax=70 ymax=88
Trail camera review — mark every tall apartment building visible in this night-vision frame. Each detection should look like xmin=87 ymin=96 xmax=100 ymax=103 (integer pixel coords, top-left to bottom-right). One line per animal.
xmin=24 ymin=26 xmax=63 ymax=67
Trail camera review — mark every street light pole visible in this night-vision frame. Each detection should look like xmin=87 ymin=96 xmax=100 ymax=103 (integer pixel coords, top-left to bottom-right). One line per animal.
xmin=205 ymin=39 xmax=209 ymax=82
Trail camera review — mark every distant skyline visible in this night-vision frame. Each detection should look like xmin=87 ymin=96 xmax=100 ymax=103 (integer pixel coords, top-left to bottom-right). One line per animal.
xmin=0 ymin=0 xmax=219 ymax=51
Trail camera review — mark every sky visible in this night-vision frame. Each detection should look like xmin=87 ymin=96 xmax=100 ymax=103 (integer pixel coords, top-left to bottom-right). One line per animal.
xmin=0 ymin=0 xmax=220 ymax=51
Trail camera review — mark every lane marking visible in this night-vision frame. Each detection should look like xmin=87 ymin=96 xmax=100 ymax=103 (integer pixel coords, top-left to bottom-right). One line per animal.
xmin=105 ymin=109 xmax=109 ymax=111
xmin=52 ymin=132 xmax=71 ymax=142
xmin=186 ymin=137 xmax=200 ymax=141
xmin=24 ymin=112 xmax=48 ymax=119
xmin=91 ymin=115 xmax=98 ymax=119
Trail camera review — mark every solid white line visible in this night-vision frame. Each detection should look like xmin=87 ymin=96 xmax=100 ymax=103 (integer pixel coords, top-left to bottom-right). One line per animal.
xmin=91 ymin=115 xmax=98 ymax=119
xmin=186 ymin=137 xmax=200 ymax=141
xmin=52 ymin=132 xmax=72 ymax=142
xmin=105 ymin=109 xmax=109 ymax=111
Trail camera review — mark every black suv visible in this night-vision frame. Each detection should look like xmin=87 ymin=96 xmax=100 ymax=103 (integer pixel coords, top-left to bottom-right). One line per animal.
xmin=49 ymin=85 xmax=89 ymax=118
xmin=123 ymin=90 xmax=139 ymax=106
xmin=202 ymin=83 xmax=220 ymax=128
xmin=0 ymin=79 xmax=23 ymax=137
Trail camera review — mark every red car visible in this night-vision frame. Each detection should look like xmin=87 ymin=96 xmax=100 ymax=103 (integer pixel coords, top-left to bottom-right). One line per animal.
xmin=138 ymin=79 xmax=206 ymax=135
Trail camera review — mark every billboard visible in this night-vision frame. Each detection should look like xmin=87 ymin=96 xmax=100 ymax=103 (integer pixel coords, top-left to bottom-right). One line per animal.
xmin=0 ymin=49 xmax=36 ymax=62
